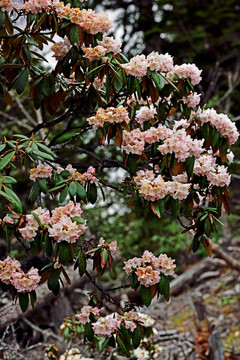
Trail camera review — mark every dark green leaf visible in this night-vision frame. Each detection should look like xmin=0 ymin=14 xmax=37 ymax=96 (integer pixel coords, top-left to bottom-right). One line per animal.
xmin=69 ymin=24 xmax=79 ymax=45
xmin=120 ymin=324 xmax=130 ymax=349
xmin=59 ymin=186 xmax=68 ymax=203
xmin=170 ymin=198 xmax=181 ymax=218
xmin=132 ymin=325 xmax=142 ymax=349
xmin=60 ymin=170 xmax=71 ymax=178
xmin=69 ymin=181 xmax=77 ymax=197
xmin=192 ymin=234 xmax=200 ymax=253
xmin=0 ymin=150 xmax=15 ymax=170
xmin=47 ymin=268 xmax=61 ymax=291
xmin=78 ymin=251 xmax=86 ymax=276
xmin=19 ymin=293 xmax=29 ymax=313
xmin=127 ymin=154 xmax=137 ymax=175
xmin=151 ymin=71 xmax=165 ymax=91
xmin=44 ymin=233 xmax=52 ymax=256
xmin=30 ymin=290 xmax=37 ymax=309
xmin=4 ymin=187 xmax=23 ymax=213
xmin=32 ymin=149 xmax=55 ymax=161
xmin=15 ymin=68 xmax=29 ymax=95
xmin=76 ymin=182 xmax=87 ymax=201
xmin=59 ymin=241 xmax=69 ymax=266
xmin=38 ymin=178 xmax=48 ymax=194
xmin=87 ymin=182 xmax=97 ymax=204
xmin=185 ymin=156 xmax=195 ymax=177
xmin=117 ymin=335 xmax=128 ymax=355
xmin=85 ymin=322 xmax=94 ymax=342
xmin=0 ymin=10 xmax=5 ymax=28
xmin=28 ymin=181 xmax=40 ymax=204
xmin=158 ymin=274 xmax=170 ymax=300
xmin=0 ymin=176 xmax=17 ymax=184
xmin=140 ymin=285 xmax=152 ymax=307
xmin=110 ymin=255 xmax=117 ymax=280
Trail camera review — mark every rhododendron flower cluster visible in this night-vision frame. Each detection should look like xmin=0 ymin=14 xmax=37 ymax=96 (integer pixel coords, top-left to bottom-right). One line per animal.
xmin=66 ymin=9 xmax=112 ymax=35
xmin=133 ymin=171 xmax=191 ymax=201
xmin=135 ymin=105 xmax=157 ymax=125
xmin=121 ymin=55 xmax=148 ymax=79
xmin=199 ymin=108 xmax=239 ymax=144
xmin=0 ymin=0 xmax=16 ymax=12
xmin=0 ymin=257 xmax=40 ymax=292
xmin=83 ymin=37 xmax=122 ymax=61
xmin=157 ymin=128 xmax=205 ymax=161
xmin=56 ymin=165 xmax=98 ymax=186
xmin=194 ymin=154 xmax=231 ymax=187
xmin=93 ymin=314 xmax=121 ymax=337
xmin=182 ymin=91 xmax=201 ymax=108
xmin=86 ymin=106 xmax=130 ymax=127
xmin=122 ymin=129 xmax=145 ymax=155
xmin=19 ymin=201 xmax=87 ymax=243
xmin=51 ymin=37 xmax=71 ymax=60
xmin=123 ymin=124 xmax=205 ymax=160
xmin=19 ymin=208 xmax=50 ymax=241
xmin=124 ymin=251 xmax=176 ymax=287
xmin=0 ymin=214 xmax=14 ymax=225
xmin=30 ymin=163 xmax=53 ymax=181
xmin=173 ymin=63 xmax=202 ymax=85
xmin=76 ymin=305 xmax=101 ymax=324
xmin=147 ymin=52 xmax=174 ymax=73
xmin=98 ymin=237 xmax=119 ymax=255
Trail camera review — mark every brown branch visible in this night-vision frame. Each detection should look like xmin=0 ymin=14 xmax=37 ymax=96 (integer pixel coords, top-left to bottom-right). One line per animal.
xmin=210 ymin=240 xmax=240 ymax=272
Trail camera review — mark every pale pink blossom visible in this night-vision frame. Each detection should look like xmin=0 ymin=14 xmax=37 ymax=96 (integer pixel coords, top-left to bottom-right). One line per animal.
xmin=87 ymin=106 xmax=130 ymax=127
xmin=76 ymin=305 xmax=101 ymax=324
xmin=136 ymin=266 xmax=160 ymax=287
xmin=2 ymin=214 xmax=14 ymax=224
xmin=0 ymin=257 xmax=21 ymax=285
xmin=135 ymin=105 xmax=157 ymax=125
xmin=93 ymin=315 xmax=121 ymax=337
xmin=97 ymin=36 xmax=122 ymax=55
xmin=147 ymin=52 xmax=174 ymax=73
xmin=173 ymin=63 xmax=202 ymax=85
xmin=122 ymin=55 xmax=148 ymax=79
xmin=199 ymin=108 xmax=239 ymax=144
xmin=122 ymin=129 xmax=145 ymax=155
xmin=83 ymin=45 xmax=107 ymax=62
xmin=51 ymin=37 xmax=71 ymax=60
xmin=30 ymin=164 xmax=53 ymax=182
xmin=11 ymin=267 xmax=40 ymax=292
xmin=182 ymin=91 xmax=201 ymax=108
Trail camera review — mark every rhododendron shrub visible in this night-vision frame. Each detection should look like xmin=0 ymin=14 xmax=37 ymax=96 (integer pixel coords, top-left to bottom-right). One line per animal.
xmin=0 ymin=0 xmax=238 ymax=356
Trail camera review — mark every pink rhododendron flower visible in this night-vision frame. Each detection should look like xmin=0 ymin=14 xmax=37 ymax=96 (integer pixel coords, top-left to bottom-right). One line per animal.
xmin=199 ymin=108 xmax=239 ymax=144
xmin=173 ymin=63 xmax=202 ymax=85
xmin=93 ymin=315 xmax=121 ymax=337
xmin=76 ymin=305 xmax=101 ymax=324
xmin=124 ymin=251 xmax=176 ymax=286
xmin=87 ymin=106 xmax=130 ymax=127
xmin=2 ymin=214 xmax=14 ymax=224
xmin=83 ymin=45 xmax=107 ymax=62
xmin=182 ymin=91 xmax=201 ymax=108
xmin=30 ymin=163 xmax=53 ymax=182
xmin=11 ymin=267 xmax=40 ymax=292
xmin=122 ymin=55 xmax=148 ymax=79
xmin=122 ymin=129 xmax=145 ymax=155
xmin=0 ymin=257 xmax=21 ymax=285
xmin=147 ymin=52 xmax=174 ymax=73
xmin=51 ymin=37 xmax=71 ymax=60
xmin=97 ymin=36 xmax=122 ymax=55
xmin=136 ymin=266 xmax=160 ymax=287
xmin=135 ymin=105 xmax=157 ymax=125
